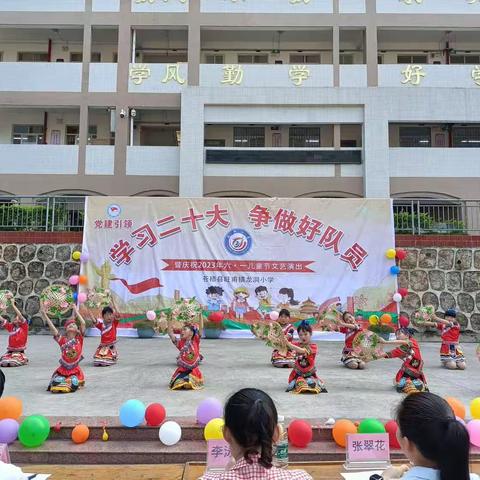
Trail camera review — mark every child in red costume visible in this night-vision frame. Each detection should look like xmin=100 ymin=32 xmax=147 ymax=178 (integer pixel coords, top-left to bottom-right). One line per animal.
xmin=0 ymin=295 xmax=29 ymax=367
xmin=92 ymin=303 xmax=120 ymax=367
xmin=337 ymin=311 xmax=365 ymax=370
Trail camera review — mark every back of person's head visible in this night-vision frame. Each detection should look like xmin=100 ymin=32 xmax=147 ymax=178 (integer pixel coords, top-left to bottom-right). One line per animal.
xmin=397 ymin=392 xmax=470 ymax=480
xmin=224 ymin=388 xmax=278 ymax=469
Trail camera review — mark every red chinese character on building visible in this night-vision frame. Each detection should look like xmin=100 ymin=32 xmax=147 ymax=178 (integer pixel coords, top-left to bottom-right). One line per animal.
xmin=318 ymin=225 xmax=344 ymax=254
xmin=296 ymin=215 xmax=324 ymax=242
xmin=109 ymin=239 xmax=135 ymax=266
xmin=248 ymin=204 xmax=271 ymax=229
xmin=273 ymin=209 xmax=297 ymax=235
xmin=340 ymin=243 xmax=368 ymax=271
xmin=181 ymin=208 xmax=204 ymax=231
xmin=205 ymin=204 xmax=230 ymax=229
xmin=131 ymin=224 xmax=158 ymax=249
xmin=156 ymin=215 xmax=181 ymax=239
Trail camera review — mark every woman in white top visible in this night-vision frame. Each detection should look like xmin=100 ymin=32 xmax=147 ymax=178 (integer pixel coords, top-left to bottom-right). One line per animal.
xmin=382 ymin=392 xmax=479 ymax=480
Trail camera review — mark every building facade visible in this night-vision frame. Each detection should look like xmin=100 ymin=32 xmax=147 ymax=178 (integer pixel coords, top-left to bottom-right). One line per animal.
xmin=0 ymin=0 xmax=480 ymax=201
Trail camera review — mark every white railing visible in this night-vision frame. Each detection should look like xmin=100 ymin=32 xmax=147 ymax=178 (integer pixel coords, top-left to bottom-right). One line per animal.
xmin=89 ymin=63 xmax=118 ymax=92
xmin=0 ymin=0 xmax=85 ymax=11
xmin=86 ymin=146 xmax=115 ymax=175
xmin=339 ymin=65 xmax=367 ymax=87
xmin=128 ymin=63 xmax=188 ymax=93
xmin=200 ymin=0 xmax=332 ymax=13
xmin=339 ymin=0 xmax=366 ymax=13
xmin=131 ymin=0 xmax=189 ymax=12
xmin=377 ymin=0 xmax=480 ymax=14
xmin=92 ymin=0 xmax=120 ymax=11
xmin=126 ymin=146 xmax=180 ymax=176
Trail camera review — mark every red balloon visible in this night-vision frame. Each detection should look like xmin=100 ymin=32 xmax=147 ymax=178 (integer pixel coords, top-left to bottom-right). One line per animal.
xmin=399 ymin=316 xmax=410 ymax=328
xmin=208 ymin=312 xmax=224 ymax=323
xmin=396 ymin=250 xmax=407 ymax=261
xmin=145 ymin=403 xmax=166 ymax=427
xmin=398 ymin=288 xmax=409 ymax=298
xmin=385 ymin=420 xmax=401 ymax=449
xmin=288 ymin=419 xmax=313 ymax=448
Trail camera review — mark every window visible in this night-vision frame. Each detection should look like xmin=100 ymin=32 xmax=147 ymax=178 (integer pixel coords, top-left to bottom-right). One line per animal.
xmin=289 ymin=54 xmax=321 ymax=64
xmin=397 ymin=54 xmax=428 ymax=64
xmin=65 ymin=125 xmax=97 ymax=145
xmin=450 ymin=54 xmax=480 ymax=65
xmin=12 ymin=125 xmax=44 ymax=144
xmin=399 ymin=126 xmax=431 ymax=147
xmin=377 ymin=55 xmax=383 ymax=64
xmin=289 ymin=127 xmax=321 ymax=148
xmin=205 ymin=54 xmax=224 ymax=64
xmin=205 ymin=139 xmax=226 ymax=147
xmin=452 ymin=126 xmax=480 ymax=148
xmin=70 ymin=52 xmax=102 ymax=62
xmin=113 ymin=52 xmax=118 ymax=63
xmin=237 ymin=54 xmax=268 ymax=64
xmin=341 ymin=139 xmax=357 ymax=148
xmin=0 ymin=52 xmax=3 ymax=62
xmin=233 ymin=127 xmax=265 ymax=147
xmin=340 ymin=54 xmax=354 ymax=65
xmin=17 ymin=52 xmax=48 ymax=62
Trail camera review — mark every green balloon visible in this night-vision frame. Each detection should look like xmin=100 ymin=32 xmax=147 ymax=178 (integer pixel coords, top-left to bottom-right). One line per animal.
xmin=18 ymin=415 xmax=50 ymax=448
xmin=357 ymin=418 xmax=386 ymax=434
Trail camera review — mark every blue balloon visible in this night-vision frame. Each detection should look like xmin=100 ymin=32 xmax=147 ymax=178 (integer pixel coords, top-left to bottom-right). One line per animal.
xmin=73 ymin=292 xmax=78 ymax=302
xmin=119 ymin=399 xmax=146 ymax=428
xmin=390 ymin=266 xmax=401 ymax=275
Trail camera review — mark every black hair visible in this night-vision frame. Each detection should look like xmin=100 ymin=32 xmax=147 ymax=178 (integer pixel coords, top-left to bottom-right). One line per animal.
xmin=184 ymin=323 xmax=198 ymax=337
xmin=445 ymin=309 xmax=457 ymax=318
xmin=396 ymin=392 xmax=470 ymax=480
xmin=297 ymin=320 xmax=312 ymax=334
xmin=102 ymin=306 xmax=114 ymax=317
xmin=255 ymin=286 xmax=268 ymax=295
xmin=396 ymin=327 xmax=415 ymax=337
xmin=0 ymin=369 xmax=4 ymax=397
xmin=224 ymin=388 xmax=277 ymax=469
xmin=278 ymin=288 xmax=299 ymax=306
xmin=342 ymin=311 xmax=354 ymax=321
xmin=278 ymin=309 xmax=290 ymax=318
xmin=206 ymin=286 xmax=224 ymax=296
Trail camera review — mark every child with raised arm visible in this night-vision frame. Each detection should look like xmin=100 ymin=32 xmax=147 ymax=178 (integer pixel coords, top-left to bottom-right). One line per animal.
xmin=42 ymin=304 xmax=86 ymax=394
xmin=92 ymin=299 xmax=120 ymax=367
xmin=0 ymin=295 xmax=29 ymax=367
xmin=337 ymin=311 xmax=365 ymax=370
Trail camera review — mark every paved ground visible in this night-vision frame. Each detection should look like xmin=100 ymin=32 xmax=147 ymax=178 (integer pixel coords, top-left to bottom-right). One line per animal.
xmin=2 ymin=336 xmax=479 ymax=419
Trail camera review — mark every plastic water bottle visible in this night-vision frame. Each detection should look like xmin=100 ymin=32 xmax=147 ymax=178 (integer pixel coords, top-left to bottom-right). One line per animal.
xmin=273 ymin=415 xmax=289 ymax=468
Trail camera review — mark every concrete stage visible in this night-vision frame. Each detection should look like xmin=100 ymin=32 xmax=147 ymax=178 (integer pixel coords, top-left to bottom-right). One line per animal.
xmin=3 ymin=336 xmax=479 ymax=418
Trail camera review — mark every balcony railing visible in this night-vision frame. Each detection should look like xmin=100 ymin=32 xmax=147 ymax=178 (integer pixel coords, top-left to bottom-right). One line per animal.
xmin=200 ymin=0 xmax=332 ymax=13
xmin=0 ymin=0 xmax=85 ymax=11
xmin=131 ymin=0 xmax=189 ymax=12
xmin=377 ymin=0 xmax=480 ymax=14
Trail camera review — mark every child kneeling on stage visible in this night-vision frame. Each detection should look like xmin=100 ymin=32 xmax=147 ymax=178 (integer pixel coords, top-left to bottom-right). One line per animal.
xmin=168 ymin=323 xmax=204 ymax=390
xmin=286 ymin=320 xmax=327 ymax=394
xmin=200 ymin=388 xmax=313 ymax=480
xmin=0 ymin=295 xmax=29 ymax=367
xmin=93 ymin=304 xmax=120 ymax=367
xmin=42 ymin=304 xmax=86 ymax=394
xmin=271 ymin=309 xmax=296 ymax=368
xmin=337 ymin=311 xmax=365 ymax=370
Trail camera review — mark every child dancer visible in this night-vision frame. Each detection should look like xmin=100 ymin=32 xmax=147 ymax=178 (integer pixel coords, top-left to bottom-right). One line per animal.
xmin=337 ymin=311 xmax=365 ymax=370
xmin=424 ymin=309 xmax=465 ymax=370
xmin=382 ymin=327 xmax=428 ymax=394
xmin=271 ymin=309 xmax=296 ymax=368
xmin=0 ymin=296 xmax=29 ymax=367
xmin=41 ymin=304 xmax=86 ymax=394
xmin=285 ymin=320 xmax=327 ymax=394
xmin=92 ymin=303 xmax=120 ymax=367
xmin=168 ymin=323 xmax=204 ymax=390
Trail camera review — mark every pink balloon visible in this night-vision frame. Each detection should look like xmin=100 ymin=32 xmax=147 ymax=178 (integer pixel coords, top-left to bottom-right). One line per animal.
xmin=78 ymin=293 xmax=87 ymax=304
xmin=69 ymin=275 xmax=79 ymax=286
xmin=270 ymin=311 xmax=279 ymax=321
xmin=467 ymin=420 xmax=480 ymax=447
xmin=146 ymin=310 xmax=156 ymax=321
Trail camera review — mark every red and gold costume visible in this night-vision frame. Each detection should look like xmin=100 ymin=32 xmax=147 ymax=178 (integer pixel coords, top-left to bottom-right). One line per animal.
xmin=438 ymin=323 xmax=465 ymax=365
xmin=287 ymin=342 xmax=327 ymax=394
xmin=271 ymin=324 xmax=295 ymax=368
xmin=48 ymin=325 xmax=85 ymax=393
xmin=0 ymin=317 xmax=29 ymax=367
xmin=386 ymin=338 xmax=428 ymax=394
xmin=169 ymin=330 xmax=204 ymax=390
xmin=340 ymin=325 xmax=362 ymax=367
xmin=93 ymin=317 xmax=119 ymax=367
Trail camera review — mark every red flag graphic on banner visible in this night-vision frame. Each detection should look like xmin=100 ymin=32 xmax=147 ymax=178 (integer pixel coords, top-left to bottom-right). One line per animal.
xmin=112 ymin=277 xmax=162 ymax=294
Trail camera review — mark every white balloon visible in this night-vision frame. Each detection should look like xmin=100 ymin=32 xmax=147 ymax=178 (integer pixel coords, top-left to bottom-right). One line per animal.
xmin=393 ymin=293 xmax=403 ymax=303
xmin=159 ymin=421 xmax=182 ymax=446
xmin=270 ymin=311 xmax=279 ymax=321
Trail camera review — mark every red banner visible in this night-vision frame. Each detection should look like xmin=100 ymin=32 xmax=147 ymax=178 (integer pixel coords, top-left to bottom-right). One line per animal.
xmin=112 ymin=277 xmax=162 ymax=294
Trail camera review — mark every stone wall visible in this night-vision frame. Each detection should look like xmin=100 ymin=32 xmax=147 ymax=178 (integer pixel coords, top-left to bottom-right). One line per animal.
xmin=0 ymin=243 xmax=81 ymax=329
xmin=399 ymin=248 xmax=480 ymax=336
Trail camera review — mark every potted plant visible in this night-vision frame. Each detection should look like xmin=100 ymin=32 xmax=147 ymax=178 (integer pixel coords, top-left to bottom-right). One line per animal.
xmin=135 ymin=320 xmax=156 ymax=339
xmin=368 ymin=322 xmax=395 ymax=341
xmin=203 ymin=320 xmax=225 ymax=339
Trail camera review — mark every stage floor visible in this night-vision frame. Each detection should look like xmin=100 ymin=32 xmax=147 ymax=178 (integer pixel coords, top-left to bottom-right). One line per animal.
xmin=3 ymin=336 xmax=479 ymax=418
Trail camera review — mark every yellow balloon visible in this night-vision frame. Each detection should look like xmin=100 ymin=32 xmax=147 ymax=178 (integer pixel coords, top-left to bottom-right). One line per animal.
xmin=72 ymin=251 xmax=81 ymax=261
xmin=369 ymin=315 xmax=379 ymax=326
xmin=204 ymin=418 xmax=224 ymax=441
xmin=471 ymin=398 xmax=480 ymax=420
xmin=386 ymin=249 xmax=397 ymax=260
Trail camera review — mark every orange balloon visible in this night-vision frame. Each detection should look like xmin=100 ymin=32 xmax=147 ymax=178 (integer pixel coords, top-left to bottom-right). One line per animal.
xmin=332 ymin=419 xmax=357 ymax=448
xmin=79 ymin=275 xmax=88 ymax=285
xmin=0 ymin=396 xmax=23 ymax=420
xmin=446 ymin=397 xmax=466 ymax=420
xmin=380 ymin=314 xmax=392 ymax=325
xmin=72 ymin=424 xmax=90 ymax=444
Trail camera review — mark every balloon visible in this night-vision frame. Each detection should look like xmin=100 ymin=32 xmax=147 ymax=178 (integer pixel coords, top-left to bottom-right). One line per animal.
xmin=386 ymin=249 xmax=397 ymax=260
xmin=72 ymin=251 xmax=81 ymax=261
xmin=0 ymin=397 xmax=22 ymax=420
xmin=369 ymin=315 xmax=379 ymax=326
xmin=197 ymin=398 xmax=223 ymax=426
xmin=69 ymin=275 xmax=80 ymax=286
xmin=146 ymin=310 xmax=156 ymax=321
xmin=145 ymin=403 xmax=166 ymax=427
xmin=398 ymin=288 xmax=409 ymax=298
xmin=208 ymin=312 xmax=224 ymax=323
xmin=204 ymin=418 xmax=225 ymax=441
xmin=446 ymin=397 xmax=466 ymax=420
xmin=332 ymin=419 xmax=357 ymax=448
xmin=471 ymin=398 xmax=480 ymax=420
xmin=18 ymin=415 xmax=50 ymax=448
xmin=78 ymin=292 xmax=87 ymax=304
xmin=79 ymin=275 xmax=88 ymax=285
xmin=393 ymin=293 xmax=403 ymax=303
xmin=358 ymin=418 xmax=386 ymax=434
xmin=119 ymin=399 xmax=146 ymax=428
xmin=288 ymin=419 xmax=313 ymax=448
xmin=270 ymin=311 xmax=279 ymax=321
xmin=457 ymin=416 xmax=466 ymax=426
xmin=384 ymin=420 xmax=401 ymax=449
xmin=390 ymin=266 xmax=401 ymax=275
xmin=0 ymin=419 xmax=19 ymax=444
xmin=72 ymin=424 xmax=90 ymax=444
xmin=396 ymin=249 xmax=407 ymax=261
xmin=467 ymin=420 xmax=480 ymax=447
xmin=73 ymin=292 xmax=78 ymax=302
xmin=399 ymin=316 xmax=410 ymax=328
xmin=80 ymin=252 xmax=89 ymax=263
xmin=380 ymin=314 xmax=392 ymax=325
xmin=159 ymin=421 xmax=182 ymax=446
